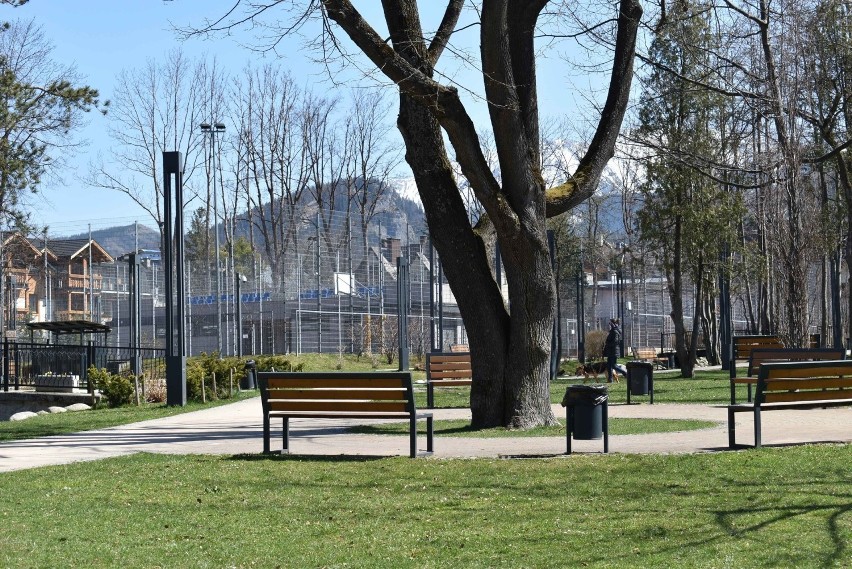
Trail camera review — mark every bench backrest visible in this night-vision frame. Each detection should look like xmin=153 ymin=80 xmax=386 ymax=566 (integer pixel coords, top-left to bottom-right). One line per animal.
xmin=731 ymin=335 xmax=784 ymax=379
xmin=756 ymin=360 xmax=852 ymax=405
xmin=732 ymin=335 xmax=784 ymax=360
xmin=426 ymin=352 xmax=472 ymax=382
xmin=632 ymin=347 xmax=658 ymax=360
xmin=747 ymin=347 xmax=845 ymax=376
xmin=449 ymin=344 xmax=469 ymax=353
xmin=257 ymin=371 xmax=416 ymax=414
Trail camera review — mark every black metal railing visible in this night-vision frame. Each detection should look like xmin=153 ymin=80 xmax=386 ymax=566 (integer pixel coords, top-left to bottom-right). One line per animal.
xmin=2 ymin=339 xmax=165 ymax=392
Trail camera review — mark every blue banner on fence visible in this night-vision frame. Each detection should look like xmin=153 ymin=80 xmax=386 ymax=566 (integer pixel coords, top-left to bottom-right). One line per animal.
xmin=189 ymin=292 xmax=271 ymax=305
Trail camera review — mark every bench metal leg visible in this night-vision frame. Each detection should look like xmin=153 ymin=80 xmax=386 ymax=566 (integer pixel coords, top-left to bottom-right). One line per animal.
xmin=409 ymin=416 xmax=417 ymax=458
xmin=754 ymin=407 xmax=761 ymax=448
xmin=727 ymin=407 xmax=736 ymax=448
xmin=565 ymin=406 xmax=573 ymax=455
xmin=603 ymin=401 xmax=609 ymax=453
xmin=410 ymin=415 xmax=434 ymax=457
xmin=282 ymin=417 xmax=290 ymax=454
xmin=426 ymin=383 xmax=434 ymax=409
xmin=747 ymin=383 xmax=753 ymax=403
xmin=730 ymin=380 xmax=736 ymax=405
xmin=263 ymin=412 xmax=271 ymax=454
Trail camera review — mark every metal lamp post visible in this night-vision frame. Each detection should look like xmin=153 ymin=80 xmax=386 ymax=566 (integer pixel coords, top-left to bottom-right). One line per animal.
xmin=163 ymin=151 xmax=187 ymax=406
xmin=236 ymin=272 xmax=247 ymax=358
xmin=200 ymin=122 xmax=226 ymax=356
xmin=123 ymin=251 xmax=142 ymax=379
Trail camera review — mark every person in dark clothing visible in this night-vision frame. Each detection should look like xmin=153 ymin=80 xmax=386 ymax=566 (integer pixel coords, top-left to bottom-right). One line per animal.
xmin=603 ymin=318 xmax=627 ymax=382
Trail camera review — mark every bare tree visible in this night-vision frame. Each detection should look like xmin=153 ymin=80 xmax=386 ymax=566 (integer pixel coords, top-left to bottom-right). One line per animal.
xmin=234 ymin=64 xmax=310 ymax=293
xmin=342 ymin=88 xmax=401 ymax=255
xmin=187 ymin=0 xmax=641 ymax=428
xmin=87 ymin=50 xmax=207 ymax=241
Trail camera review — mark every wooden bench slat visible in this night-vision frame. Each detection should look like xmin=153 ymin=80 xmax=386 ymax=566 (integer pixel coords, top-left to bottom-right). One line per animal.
xmin=763 ymin=389 xmax=852 ymax=404
xmin=266 ymin=401 xmax=409 ymax=409
xmin=268 ymin=411 xmax=415 ymax=419
xmin=268 ymin=400 xmax=409 ymax=413
xmin=763 ymin=377 xmax=852 ymax=391
xmin=265 ymin=377 xmax=408 ymax=389
xmin=764 ymin=369 xmax=852 ymax=380
xmin=430 ymin=371 xmax=473 ymax=380
xmin=732 ymin=376 xmax=757 ymax=385
xmin=425 ymin=379 xmax=471 ymax=387
xmin=429 ymin=354 xmax=471 ymax=363
xmin=429 ymin=362 xmax=472 ymax=370
xmin=266 ymin=388 xmax=407 ymax=401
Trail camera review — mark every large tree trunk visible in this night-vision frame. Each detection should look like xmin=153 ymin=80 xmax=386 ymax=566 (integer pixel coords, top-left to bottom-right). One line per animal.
xmin=323 ymin=0 xmax=640 ymax=427
xmin=388 ymin=10 xmax=556 ymax=428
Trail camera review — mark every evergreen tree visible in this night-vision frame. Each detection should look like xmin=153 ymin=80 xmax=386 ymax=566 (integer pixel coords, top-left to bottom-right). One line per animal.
xmin=0 ymin=19 xmax=102 ymax=227
xmin=636 ymin=0 xmax=742 ymax=375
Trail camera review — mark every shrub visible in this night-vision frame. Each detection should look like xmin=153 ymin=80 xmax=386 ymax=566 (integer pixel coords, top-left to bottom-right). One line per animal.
xmin=585 ymin=329 xmax=608 ymax=361
xmin=253 ymin=355 xmax=303 ymax=372
xmin=145 ymin=379 xmax=167 ymax=403
xmin=186 ymin=359 xmax=206 ymax=400
xmin=88 ymin=366 xmax=134 ymax=408
xmin=186 ymin=352 xmax=247 ymax=400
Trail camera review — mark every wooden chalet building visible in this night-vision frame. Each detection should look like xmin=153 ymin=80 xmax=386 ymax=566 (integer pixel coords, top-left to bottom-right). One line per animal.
xmin=1 ymin=232 xmax=113 ymax=336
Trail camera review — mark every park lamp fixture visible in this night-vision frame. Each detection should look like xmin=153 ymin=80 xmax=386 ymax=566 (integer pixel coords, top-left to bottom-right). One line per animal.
xmin=199 ymin=122 xmax=226 ymax=133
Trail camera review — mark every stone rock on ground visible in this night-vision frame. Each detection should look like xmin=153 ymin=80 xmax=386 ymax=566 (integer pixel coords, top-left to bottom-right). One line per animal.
xmin=10 ymin=411 xmax=38 ymax=421
xmin=36 ymin=410 xmax=48 ymax=415
xmin=48 ymin=406 xmax=68 ymax=413
xmin=65 ymin=403 xmax=91 ymax=412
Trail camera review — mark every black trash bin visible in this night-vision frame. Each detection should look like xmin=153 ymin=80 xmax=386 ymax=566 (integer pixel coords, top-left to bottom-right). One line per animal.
xmin=561 ymin=384 xmax=608 ymax=440
xmin=626 ymin=361 xmax=654 ymax=404
xmin=241 ymin=359 xmax=257 ymax=390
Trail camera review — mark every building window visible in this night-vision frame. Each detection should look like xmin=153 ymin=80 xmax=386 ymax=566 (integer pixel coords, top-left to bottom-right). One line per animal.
xmin=70 ymin=293 xmax=85 ymax=312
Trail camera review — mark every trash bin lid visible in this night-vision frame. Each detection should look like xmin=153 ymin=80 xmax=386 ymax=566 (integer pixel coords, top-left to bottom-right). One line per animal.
xmin=561 ymin=384 xmax=608 ymax=406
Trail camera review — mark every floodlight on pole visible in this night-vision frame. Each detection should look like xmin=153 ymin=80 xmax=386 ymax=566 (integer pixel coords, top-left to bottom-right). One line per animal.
xmin=200 ymin=120 xmax=226 ymax=356
xmin=236 ymin=272 xmax=248 ymax=358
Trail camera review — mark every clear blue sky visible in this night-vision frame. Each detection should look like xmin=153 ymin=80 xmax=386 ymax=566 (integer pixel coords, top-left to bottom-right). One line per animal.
xmin=9 ymin=1 xmax=596 ymax=236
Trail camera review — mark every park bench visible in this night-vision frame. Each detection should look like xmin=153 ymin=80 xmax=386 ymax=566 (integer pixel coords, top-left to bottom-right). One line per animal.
xmin=426 ymin=352 xmax=472 ymax=409
xmin=729 ymin=347 xmax=845 ymax=404
xmin=727 ymin=359 xmax=852 ymax=448
xmin=730 ymin=334 xmax=783 ymax=375
xmin=631 ymin=347 xmax=669 ymax=369
xmin=257 ymin=371 xmax=433 ymax=458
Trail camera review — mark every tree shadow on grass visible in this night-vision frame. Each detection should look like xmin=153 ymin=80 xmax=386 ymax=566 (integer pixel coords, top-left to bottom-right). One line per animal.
xmin=228 ymin=453 xmax=389 ymax=464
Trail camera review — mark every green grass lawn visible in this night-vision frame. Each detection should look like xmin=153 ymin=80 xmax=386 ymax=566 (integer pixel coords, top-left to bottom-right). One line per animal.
xmin=1 ymin=447 xmax=850 ymax=567
xmin=0 ymin=391 xmax=257 ymax=442
xmin=351 ymin=417 xmax=718 ymax=437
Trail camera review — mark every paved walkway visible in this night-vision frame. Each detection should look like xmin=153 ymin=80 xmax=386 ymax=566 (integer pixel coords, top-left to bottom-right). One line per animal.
xmin=2 ymin=396 xmax=852 ymax=472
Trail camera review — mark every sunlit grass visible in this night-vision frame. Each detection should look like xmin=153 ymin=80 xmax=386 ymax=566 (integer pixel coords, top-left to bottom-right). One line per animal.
xmin=1 ymin=447 xmax=850 ymax=567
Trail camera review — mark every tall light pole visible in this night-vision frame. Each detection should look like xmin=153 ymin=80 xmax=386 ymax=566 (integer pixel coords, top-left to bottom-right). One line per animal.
xmin=236 ymin=272 xmax=247 ymax=357
xmin=200 ymin=122 xmax=226 ymax=356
